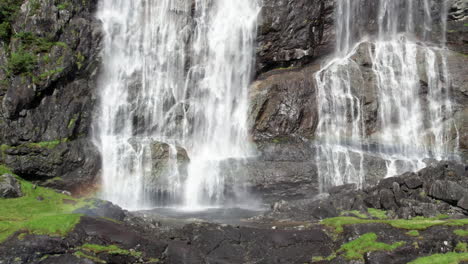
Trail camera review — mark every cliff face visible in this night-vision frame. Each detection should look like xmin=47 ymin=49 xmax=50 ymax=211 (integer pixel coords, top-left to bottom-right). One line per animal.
xmin=0 ymin=0 xmax=467 ymax=193
xmin=0 ymin=0 xmax=101 ymax=191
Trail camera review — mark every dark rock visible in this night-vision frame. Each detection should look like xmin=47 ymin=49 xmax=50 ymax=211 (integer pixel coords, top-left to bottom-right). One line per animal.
xmin=249 ymin=64 xmax=320 ymax=140
xmin=428 ymin=180 xmax=467 ymax=204
xmin=457 ymin=195 xmax=468 ymax=210
xmin=0 ymin=0 xmax=102 ymax=191
xmin=404 ymin=173 xmax=423 ymax=189
xmin=0 ymin=174 xmax=23 ymax=198
xmin=379 ymin=188 xmax=398 ymax=210
xmin=73 ymin=199 xmax=127 ymax=222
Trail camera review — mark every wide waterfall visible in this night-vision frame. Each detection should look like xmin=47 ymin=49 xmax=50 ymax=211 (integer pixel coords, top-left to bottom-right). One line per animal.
xmin=94 ymin=0 xmax=260 ymax=210
xmin=315 ymin=0 xmax=459 ymax=191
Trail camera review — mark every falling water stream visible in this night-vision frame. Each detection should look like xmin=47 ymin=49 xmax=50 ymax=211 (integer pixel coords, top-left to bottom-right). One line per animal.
xmin=95 ymin=0 xmax=260 ymax=210
xmin=315 ymin=0 xmax=459 ymax=191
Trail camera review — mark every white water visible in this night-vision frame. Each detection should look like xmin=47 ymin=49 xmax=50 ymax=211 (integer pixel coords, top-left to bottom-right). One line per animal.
xmin=95 ymin=0 xmax=260 ymax=210
xmin=316 ymin=0 xmax=458 ymax=191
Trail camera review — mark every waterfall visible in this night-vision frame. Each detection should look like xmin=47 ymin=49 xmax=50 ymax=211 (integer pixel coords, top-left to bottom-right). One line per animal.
xmin=316 ymin=0 xmax=458 ymax=191
xmin=94 ymin=0 xmax=260 ymax=210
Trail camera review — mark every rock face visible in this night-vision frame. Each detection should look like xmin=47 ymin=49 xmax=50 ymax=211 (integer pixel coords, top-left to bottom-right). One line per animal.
xmin=0 ymin=173 xmax=22 ymax=198
xmin=0 ymin=0 xmax=102 ymax=191
xmin=268 ymin=161 xmax=468 ymax=221
xmin=256 ymin=0 xmax=335 ymax=75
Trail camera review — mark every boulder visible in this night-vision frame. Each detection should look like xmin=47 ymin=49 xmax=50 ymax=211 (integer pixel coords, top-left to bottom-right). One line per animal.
xmin=0 ymin=174 xmax=23 ymax=198
xmin=428 ymin=180 xmax=467 ymax=204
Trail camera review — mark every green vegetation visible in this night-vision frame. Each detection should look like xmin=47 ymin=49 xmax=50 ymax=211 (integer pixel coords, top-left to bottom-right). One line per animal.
xmin=455 ymin=242 xmax=467 ymax=253
xmin=312 ymin=233 xmax=404 ymax=262
xmin=408 ymin=253 xmax=468 ymax=264
xmin=0 ymin=0 xmax=23 ymax=42
xmin=340 ymin=233 xmax=405 ymax=260
xmin=81 ymin=243 xmax=142 ymax=257
xmin=406 ymin=230 xmax=420 ymax=237
xmin=8 ymin=50 xmax=37 ymax=75
xmin=321 ymin=216 xmax=468 ymax=234
xmin=454 ymin=229 xmax=468 ymax=237
xmin=367 ymin=208 xmax=388 ymax=219
xmin=74 ymin=251 xmax=106 ymax=263
xmin=68 ymin=114 xmax=79 ymax=129
xmin=340 ymin=210 xmax=368 ymax=219
xmin=1 ymin=139 xmax=68 ymax=154
xmin=0 ymin=166 xmax=92 ymax=243
xmin=75 ymin=52 xmax=85 ymax=69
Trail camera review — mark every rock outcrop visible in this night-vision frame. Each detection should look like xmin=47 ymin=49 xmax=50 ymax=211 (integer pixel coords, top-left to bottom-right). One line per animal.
xmin=0 ymin=173 xmax=22 ymax=198
xmin=0 ymin=0 xmax=102 ymax=191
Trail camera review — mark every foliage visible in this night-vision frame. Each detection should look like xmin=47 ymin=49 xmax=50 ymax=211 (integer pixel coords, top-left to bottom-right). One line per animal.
xmin=408 ymin=253 xmax=468 ymax=264
xmin=8 ymin=50 xmax=37 ymax=74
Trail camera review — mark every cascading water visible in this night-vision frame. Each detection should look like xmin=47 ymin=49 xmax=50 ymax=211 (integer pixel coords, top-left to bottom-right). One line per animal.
xmin=94 ymin=0 xmax=260 ymax=210
xmin=315 ymin=0 xmax=459 ymax=191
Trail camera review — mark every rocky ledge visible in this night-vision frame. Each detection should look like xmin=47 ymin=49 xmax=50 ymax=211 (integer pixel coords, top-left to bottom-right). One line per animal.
xmin=0 ymin=160 xmax=467 ymax=264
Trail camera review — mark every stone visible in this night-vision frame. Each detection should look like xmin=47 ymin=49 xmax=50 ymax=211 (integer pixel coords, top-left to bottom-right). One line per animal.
xmin=404 ymin=173 xmax=423 ymax=189
xmin=428 ymin=180 xmax=467 ymax=204
xmin=0 ymin=174 xmax=23 ymax=198
xmin=457 ymin=195 xmax=468 ymax=210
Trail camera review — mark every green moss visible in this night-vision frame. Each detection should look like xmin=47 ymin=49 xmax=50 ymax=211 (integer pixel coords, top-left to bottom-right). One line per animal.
xmin=81 ymin=244 xmax=142 ymax=257
xmin=37 ymin=67 xmax=64 ymax=81
xmin=368 ymin=208 xmax=388 ymax=219
xmin=68 ymin=115 xmax=79 ymax=129
xmin=147 ymin=258 xmax=160 ymax=263
xmin=25 ymin=139 xmax=67 ymax=149
xmin=408 ymin=252 xmax=468 ymax=264
xmin=455 ymin=242 xmax=467 ymax=253
xmin=311 ymin=253 xmax=336 ymax=263
xmin=406 ymin=230 xmax=420 ymax=237
xmin=321 ymin=216 xmax=468 ymax=234
xmin=0 ymin=21 xmax=11 ymax=41
xmin=454 ymin=229 xmax=468 ymax=237
xmin=74 ymin=251 xmax=106 ymax=263
xmin=312 ymin=233 xmax=404 ymax=262
xmin=0 ymin=169 xmax=94 ymax=243
xmin=340 ymin=233 xmax=405 ymax=261
xmin=340 ymin=210 xmax=368 ymax=219
xmin=76 ymin=51 xmax=85 ymax=70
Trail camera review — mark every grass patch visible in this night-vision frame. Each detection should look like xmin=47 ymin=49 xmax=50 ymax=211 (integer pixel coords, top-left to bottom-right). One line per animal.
xmin=340 ymin=210 xmax=368 ymax=219
xmin=0 ymin=166 xmax=92 ymax=243
xmin=81 ymin=243 xmax=142 ymax=257
xmin=408 ymin=252 xmax=468 ymax=264
xmin=321 ymin=216 xmax=468 ymax=234
xmin=367 ymin=208 xmax=388 ymax=219
xmin=455 ymin=242 xmax=467 ymax=253
xmin=339 ymin=233 xmax=404 ymax=260
xmin=406 ymin=230 xmax=420 ymax=237
xmin=454 ymin=229 xmax=468 ymax=237
xmin=312 ymin=233 xmax=404 ymax=262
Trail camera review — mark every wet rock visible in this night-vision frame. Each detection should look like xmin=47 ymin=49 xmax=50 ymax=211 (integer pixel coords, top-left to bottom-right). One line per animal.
xmin=0 ymin=174 xmax=23 ymax=198
xmin=249 ymin=64 xmax=320 ymax=140
xmin=73 ymin=199 xmax=127 ymax=221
